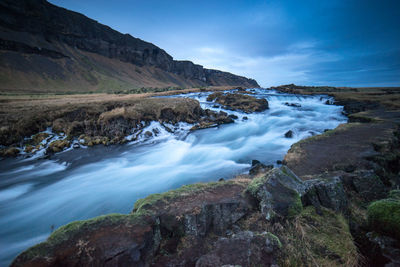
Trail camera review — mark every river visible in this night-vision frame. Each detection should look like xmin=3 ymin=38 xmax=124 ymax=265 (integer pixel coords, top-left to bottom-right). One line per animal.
xmin=0 ymin=89 xmax=347 ymax=266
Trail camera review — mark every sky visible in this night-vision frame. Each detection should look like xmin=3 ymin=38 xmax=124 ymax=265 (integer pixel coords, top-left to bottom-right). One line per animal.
xmin=49 ymin=0 xmax=400 ymax=87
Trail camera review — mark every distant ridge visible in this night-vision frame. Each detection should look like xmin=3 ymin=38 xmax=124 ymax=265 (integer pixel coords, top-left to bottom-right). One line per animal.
xmin=0 ymin=0 xmax=259 ymax=93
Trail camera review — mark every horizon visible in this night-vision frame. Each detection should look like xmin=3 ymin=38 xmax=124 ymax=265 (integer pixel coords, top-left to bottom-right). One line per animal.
xmin=48 ymin=0 xmax=400 ymax=88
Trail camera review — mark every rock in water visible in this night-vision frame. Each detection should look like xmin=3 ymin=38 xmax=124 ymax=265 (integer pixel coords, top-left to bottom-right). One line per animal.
xmin=284 ymin=130 xmax=293 ymax=138
xmin=206 ymin=92 xmax=268 ymax=113
xmin=249 ymin=160 xmax=273 ymax=176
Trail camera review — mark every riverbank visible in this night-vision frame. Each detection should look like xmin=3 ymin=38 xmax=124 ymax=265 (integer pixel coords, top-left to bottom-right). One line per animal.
xmin=0 ymin=86 xmax=253 ymax=156
xmin=8 ymin=86 xmax=400 ymax=266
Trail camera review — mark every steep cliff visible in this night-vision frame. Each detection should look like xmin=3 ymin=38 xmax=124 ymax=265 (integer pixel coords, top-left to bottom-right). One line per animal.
xmin=0 ymin=0 xmax=259 ymax=93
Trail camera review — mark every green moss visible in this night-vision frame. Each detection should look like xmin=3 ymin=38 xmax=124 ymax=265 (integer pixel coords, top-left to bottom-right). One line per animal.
xmin=278 ymin=206 xmax=357 ymax=266
xmin=287 ymin=193 xmax=303 ymax=218
xmin=246 ymin=175 xmax=268 ymax=197
xmin=389 ymin=189 xmax=400 ymax=200
xmin=264 ymin=232 xmax=282 ymax=249
xmin=368 ymin=198 xmax=400 ymax=239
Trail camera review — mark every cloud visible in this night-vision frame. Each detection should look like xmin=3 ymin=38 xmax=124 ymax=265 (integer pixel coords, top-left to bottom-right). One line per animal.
xmin=187 ymin=43 xmax=340 ymax=87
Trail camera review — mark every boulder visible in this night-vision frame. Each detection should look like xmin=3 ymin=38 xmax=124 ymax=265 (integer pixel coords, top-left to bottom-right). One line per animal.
xmin=246 ymin=166 xmax=306 ymax=220
xmin=368 ymin=198 xmax=400 ymax=240
xmin=284 ymin=130 xmax=293 ymax=138
xmin=303 ymin=175 xmax=348 ymax=212
xmin=190 ymin=110 xmax=234 ymax=131
xmin=47 ymin=139 xmax=70 ymax=153
xmin=284 ymin=102 xmax=301 ymax=108
xmin=32 ymin=132 xmax=49 ymax=145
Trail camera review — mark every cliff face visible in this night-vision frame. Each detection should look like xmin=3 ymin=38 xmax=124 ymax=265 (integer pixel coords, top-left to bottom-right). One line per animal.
xmin=0 ymin=0 xmax=259 ymax=93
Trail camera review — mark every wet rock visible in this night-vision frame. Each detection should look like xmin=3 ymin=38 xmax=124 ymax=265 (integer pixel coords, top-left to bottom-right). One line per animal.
xmin=190 ymin=110 xmax=234 ymax=130
xmin=284 ymin=130 xmax=293 ymax=138
xmin=73 ymin=143 xmax=80 ymax=149
xmin=32 ymin=132 xmax=49 ymax=145
xmin=249 ymin=160 xmax=273 ymax=176
xmin=284 ymin=102 xmax=301 ymax=108
xmin=152 ymin=128 xmax=160 ymax=135
xmin=242 ymin=116 xmax=248 ymax=120
xmin=195 ymin=231 xmax=280 ymax=267
xmin=144 ymin=131 xmax=153 ymax=138
xmin=228 ymin=114 xmax=238 ymax=120
xmin=303 ymin=175 xmax=348 ymax=213
xmin=24 ymin=145 xmax=34 ymax=153
xmin=47 ymin=139 xmax=70 ymax=153
xmin=206 ymin=92 xmax=268 ymax=113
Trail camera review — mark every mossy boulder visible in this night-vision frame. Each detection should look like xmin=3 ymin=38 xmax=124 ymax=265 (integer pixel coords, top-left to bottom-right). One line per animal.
xmin=32 ymin=132 xmax=49 ymax=145
xmin=367 ymin=198 xmax=400 ymax=240
xmin=47 ymin=139 xmax=70 ymax=153
xmin=246 ymin=166 xmax=305 ymax=220
xmin=24 ymin=145 xmax=34 ymax=153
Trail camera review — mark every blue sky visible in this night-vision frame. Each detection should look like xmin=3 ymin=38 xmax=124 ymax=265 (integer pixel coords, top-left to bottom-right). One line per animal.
xmin=49 ymin=0 xmax=400 ymax=87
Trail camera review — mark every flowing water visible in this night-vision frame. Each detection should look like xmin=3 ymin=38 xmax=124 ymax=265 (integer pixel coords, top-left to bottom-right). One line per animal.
xmin=0 ymin=89 xmax=347 ymax=265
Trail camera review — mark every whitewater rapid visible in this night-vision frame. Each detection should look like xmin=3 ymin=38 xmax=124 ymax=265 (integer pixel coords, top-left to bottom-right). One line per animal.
xmin=0 ymin=89 xmax=347 ymax=265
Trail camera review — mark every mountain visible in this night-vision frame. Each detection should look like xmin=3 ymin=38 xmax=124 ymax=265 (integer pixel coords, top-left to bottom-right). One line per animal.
xmin=0 ymin=0 xmax=259 ymax=94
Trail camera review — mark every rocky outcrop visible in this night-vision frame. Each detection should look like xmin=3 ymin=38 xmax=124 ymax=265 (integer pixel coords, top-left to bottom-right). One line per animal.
xmin=0 ymin=0 xmax=259 ymax=91
xmin=207 ymin=92 xmax=268 ymax=113
xmin=12 ymin=165 xmax=363 ymax=267
xmin=190 ymin=109 xmax=234 ymax=131
xmin=1 ymin=97 xmax=243 ymax=156
xmin=11 ymin=214 xmax=160 ymax=267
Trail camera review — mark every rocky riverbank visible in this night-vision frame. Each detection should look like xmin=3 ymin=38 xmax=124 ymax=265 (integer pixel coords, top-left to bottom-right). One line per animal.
xmin=0 ymin=88 xmax=266 ymax=158
xmin=10 ymin=86 xmax=400 ymax=266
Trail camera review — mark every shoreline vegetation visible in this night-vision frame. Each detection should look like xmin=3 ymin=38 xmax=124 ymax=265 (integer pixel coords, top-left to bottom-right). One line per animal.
xmin=7 ymin=84 xmax=400 ymax=266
